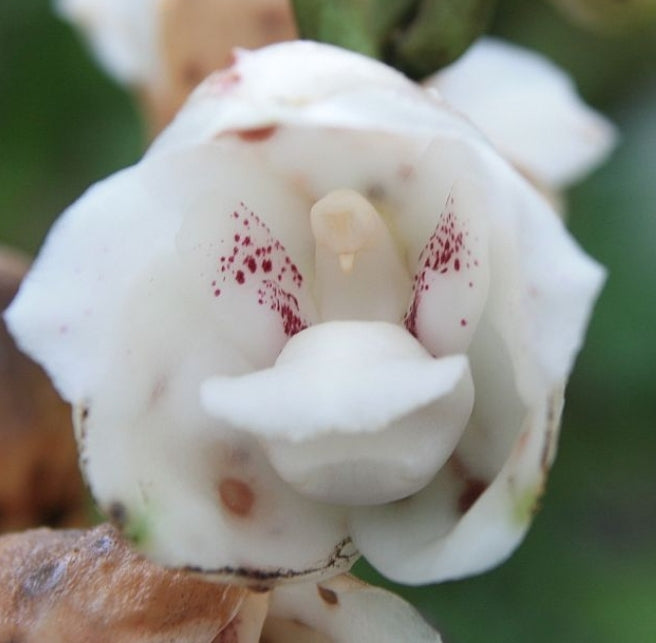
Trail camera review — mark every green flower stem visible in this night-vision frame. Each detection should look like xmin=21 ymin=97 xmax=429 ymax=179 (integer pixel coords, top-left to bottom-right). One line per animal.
xmin=291 ymin=0 xmax=497 ymax=78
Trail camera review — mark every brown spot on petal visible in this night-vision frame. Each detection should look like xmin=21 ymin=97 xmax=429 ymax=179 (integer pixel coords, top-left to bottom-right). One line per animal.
xmin=107 ymin=502 xmax=128 ymax=528
xmin=317 ymin=585 xmax=339 ymax=606
xmin=398 ymin=163 xmax=415 ymax=180
xmin=219 ymin=478 xmax=255 ymax=517
xmin=235 ymin=125 xmax=278 ymax=142
xmin=457 ymin=478 xmax=488 ymax=514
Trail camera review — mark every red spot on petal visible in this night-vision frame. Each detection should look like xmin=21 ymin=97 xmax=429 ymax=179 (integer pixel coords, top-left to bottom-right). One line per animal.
xmin=245 ymin=256 xmax=257 ymax=273
xmin=257 ymin=281 xmax=307 ymax=337
xmin=208 ymin=70 xmax=241 ymax=95
xmin=404 ymin=189 xmax=478 ymax=340
xmin=213 ymin=202 xmax=309 ymax=335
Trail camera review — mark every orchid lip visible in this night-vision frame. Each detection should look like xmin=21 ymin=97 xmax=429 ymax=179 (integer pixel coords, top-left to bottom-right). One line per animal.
xmin=202 ymin=321 xmax=474 ymax=506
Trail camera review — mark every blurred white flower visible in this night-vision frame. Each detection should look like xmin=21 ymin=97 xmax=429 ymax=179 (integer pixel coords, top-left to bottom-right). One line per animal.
xmin=424 ymin=37 xmax=617 ymax=191
xmin=55 ymin=0 xmax=297 ymax=130
xmin=6 ymin=41 xmax=608 ymax=586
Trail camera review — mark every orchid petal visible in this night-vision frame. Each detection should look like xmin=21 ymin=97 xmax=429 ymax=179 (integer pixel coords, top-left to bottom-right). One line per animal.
xmin=5 ymin=143 xmax=355 ymax=583
xmin=425 ymin=37 xmax=617 ymax=188
xmin=404 ymin=181 xmax=490 ymax=356
xmin=349 ymin=387 xmax=561 ymax=584
xmin=264 ymin=575 xmax=441 ymax=642
xmin=202 ymin=322 xmax=473 ymax=505
xmin=149 ymin=41 xmax=480 ymax=156
xmin=349 ymin=140 xmax=604 ymax=584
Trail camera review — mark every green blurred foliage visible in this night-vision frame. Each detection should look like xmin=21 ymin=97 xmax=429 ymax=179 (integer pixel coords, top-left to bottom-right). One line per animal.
xmin=549 ymin=0 xmax=656 ymax=34
xmin=1 ymin=0 xmax=655 ymax=641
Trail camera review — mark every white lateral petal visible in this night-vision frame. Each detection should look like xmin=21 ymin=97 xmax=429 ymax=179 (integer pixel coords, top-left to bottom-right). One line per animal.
xmin=264 ymin=575 xmax=441 ymax=642
xmin=479 ymin=151 xmax=606 ymax=403
xmin=397 ymin=135 xmax=605 ymax=403
xmin=426 ymin=37 xmax=617 ymax=188
xmin=404 ymin=181 xmax=490 ymax=356
xmin=202 ymin=322 xmax=473 ymax=505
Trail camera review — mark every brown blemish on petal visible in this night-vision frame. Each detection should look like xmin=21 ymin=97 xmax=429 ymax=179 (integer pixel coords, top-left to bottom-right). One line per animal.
xmin=235 ymin=125 xmax=278 ymax=142
xmin=541 ymin=392 xmax=563 ymax=474
xmin=450 ymin=455 xmax=489 ymax=514
xmin=366 ymin=184 xmax=385 ymax=201
xmin=398 ymin=163 xmax=415 ymax=180
xmin=457 ymin=478 xmax=488 ymax=514
xmin=149 ymin=377 xmax=168 ymax=407
xmin=219 ymin=478 xmax=255 ymax=517
xmin=317 ymin=585 xmax=339 ymax=606
xmin=107 ymin=502 xmax=128 ymax=528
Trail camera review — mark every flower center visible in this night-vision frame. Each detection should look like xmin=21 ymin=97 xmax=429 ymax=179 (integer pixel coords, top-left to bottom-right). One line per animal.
xmin=309 ymin=189 xmax=411 ymax=323
xmin=310 ymin=189 xmax=380 ymax=274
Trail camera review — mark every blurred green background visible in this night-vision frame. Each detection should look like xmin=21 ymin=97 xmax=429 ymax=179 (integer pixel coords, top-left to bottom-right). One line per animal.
xmin=1 ymin=1 xmax=655 ymax=641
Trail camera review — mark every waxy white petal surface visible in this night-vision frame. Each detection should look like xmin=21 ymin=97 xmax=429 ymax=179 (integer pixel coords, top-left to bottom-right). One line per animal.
xmin=5 ymin=41 xmax=607 ymax=589
xmin=427 ymin=37 xmax=617 ymax=188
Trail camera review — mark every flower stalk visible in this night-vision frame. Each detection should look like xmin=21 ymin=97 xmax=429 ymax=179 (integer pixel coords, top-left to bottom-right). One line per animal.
xmin=290 ymin=0 xmax=497 ymax=77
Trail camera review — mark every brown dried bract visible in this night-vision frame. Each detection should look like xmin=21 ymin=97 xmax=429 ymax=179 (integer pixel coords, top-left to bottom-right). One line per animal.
xmin=0 ymin=247 xmax=86 ymax=532
xmin=0 ymin=524 xmax=248 ymax=642
xmin=144 ymin=0 xmax=297 ymax=133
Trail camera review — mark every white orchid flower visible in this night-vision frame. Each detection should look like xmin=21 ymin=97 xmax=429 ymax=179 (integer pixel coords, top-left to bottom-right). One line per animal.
xmin=424 ymin=37 xmax=617 ymax=191
xmin=5 ymin=41 xmax=607 ymax=587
